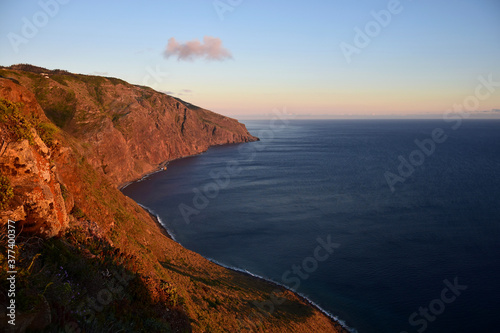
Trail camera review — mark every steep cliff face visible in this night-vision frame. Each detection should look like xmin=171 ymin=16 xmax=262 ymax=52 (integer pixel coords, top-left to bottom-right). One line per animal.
xmin=0 ymin=78 xmax=70 ymax=237
xmin=1 ymin=64 xmax=258 ymax=186
xmin=0 ymin=66 xmax=347 ymax=333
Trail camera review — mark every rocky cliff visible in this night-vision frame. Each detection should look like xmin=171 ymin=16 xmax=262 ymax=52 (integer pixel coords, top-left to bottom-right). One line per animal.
xmin=0 ymin=78 xmax=70 ymax=237
xmin=0 ymin=65 xmax=347 ymax=333
xmin=1 ymin=64 xmax=258 ymax=187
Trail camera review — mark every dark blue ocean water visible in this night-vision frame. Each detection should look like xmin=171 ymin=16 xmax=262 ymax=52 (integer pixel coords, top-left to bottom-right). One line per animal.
xmin=122 ymin=119 xmax=500 ymax=333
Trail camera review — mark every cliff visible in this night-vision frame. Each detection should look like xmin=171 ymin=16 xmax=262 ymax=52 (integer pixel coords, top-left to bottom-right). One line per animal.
xmin=1 ymin=64 xmax=258 ymax=187
xmin=0 ymin=65 xmax=347 ymax=332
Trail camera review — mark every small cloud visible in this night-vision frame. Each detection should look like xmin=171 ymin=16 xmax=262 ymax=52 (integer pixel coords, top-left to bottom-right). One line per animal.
xmin=180 ymin=89 xmax=192 ymax=93
xmin=93 ymin=71 xmax=108 ymax=76
xmin=163 ymin=36 xmax=232 ymax=61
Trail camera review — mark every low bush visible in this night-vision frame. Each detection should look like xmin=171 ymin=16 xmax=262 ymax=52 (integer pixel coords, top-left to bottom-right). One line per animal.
xmin=0 ymin=98 xmax=34 ymax=143
xmin=0 ymin=174 xmax=13 ymax=210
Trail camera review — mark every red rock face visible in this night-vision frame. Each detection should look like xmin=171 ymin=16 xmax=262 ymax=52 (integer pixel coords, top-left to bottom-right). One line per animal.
xmin=0 ymin=79 xmax=70 ymax=237
xmin=0 ymin=138 xmax=69 ymax=237
xmin=1 ymin=66 xmax=258 ymax=187
xmin=81 ymin=90 xmax=258 ymax=186
xmin=0 ymin=67 xmax=257 ymax=235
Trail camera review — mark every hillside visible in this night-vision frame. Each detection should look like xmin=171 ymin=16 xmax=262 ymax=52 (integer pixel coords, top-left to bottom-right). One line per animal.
xmin=0 ymin=65 xmax=348 ymax=332
xmin=0 ymin=64 xmax=258 ymax=187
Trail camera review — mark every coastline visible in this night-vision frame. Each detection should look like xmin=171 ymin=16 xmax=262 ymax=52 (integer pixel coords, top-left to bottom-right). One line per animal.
xmin=118 ymin=140 xmax=259 ymax=190
xmin=137 ymin=203 xmax=176 ymax=241
xmin=119 ymin=162 xmax=169 ymax=191
xmin=121 ymin=149 xmax=356 ymax=333
xmin=206 ymin=256 xmax=356 ymax=333
xmin=137 ymin=200 xmax=355 ymax=333
xmin=118 ymin=152 xmax=204 ymax=191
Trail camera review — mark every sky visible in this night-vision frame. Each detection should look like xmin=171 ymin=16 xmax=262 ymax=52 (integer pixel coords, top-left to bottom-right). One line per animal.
xmin=0 ymin=0 xmax=499 ymax=119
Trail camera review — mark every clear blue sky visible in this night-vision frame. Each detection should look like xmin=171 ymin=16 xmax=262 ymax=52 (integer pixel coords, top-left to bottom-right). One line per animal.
xmin=1 ymin=0 xmax=499 ymax=118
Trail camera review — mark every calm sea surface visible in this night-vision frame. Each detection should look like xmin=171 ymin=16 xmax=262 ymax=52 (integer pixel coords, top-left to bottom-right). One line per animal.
xmin=122 ymin=119 xmax=500 ymax=333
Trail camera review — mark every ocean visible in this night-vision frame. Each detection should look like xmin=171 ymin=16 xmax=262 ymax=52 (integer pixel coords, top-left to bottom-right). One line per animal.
xmin=122 ymin=119 xmax=500 ymax=333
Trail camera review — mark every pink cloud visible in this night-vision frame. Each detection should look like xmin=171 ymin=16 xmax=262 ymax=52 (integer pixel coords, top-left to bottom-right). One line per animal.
xmin=163 ymin=36 xmax=232 ymax=61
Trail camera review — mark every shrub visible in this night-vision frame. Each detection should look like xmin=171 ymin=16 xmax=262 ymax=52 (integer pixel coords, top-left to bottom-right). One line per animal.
xmin=50 ymin=74 xmax=69 ymax=87
xmin=0 ymin=98 xmax=34 ymax=143
xmin=36 ymin=121 xmax=59 ymax=148
xmin=59 ymin=182 xmax=69 ymax=199
xmin=34 ymin=86 xmax=77 ymax=128
xmin=0 ymin=174 xmax=13 ymax=210
xmin=70 ymin=205 xmax=87 ymax=219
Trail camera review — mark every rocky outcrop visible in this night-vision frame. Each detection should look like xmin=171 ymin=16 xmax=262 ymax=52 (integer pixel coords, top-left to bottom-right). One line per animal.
xmin=0 ymin=78 xmax=70 ymax=237
xmin=0 ymin=137 xmax=69 ymax=237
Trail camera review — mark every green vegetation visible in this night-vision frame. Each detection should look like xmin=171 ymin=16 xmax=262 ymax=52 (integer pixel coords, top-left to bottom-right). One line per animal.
xmin=0 ymin=226 xmax=189 ymax=332
xmin=0 ymin=174 xmax=13 ymax=210
xmin=7 ymin=63 xmax=50 ymax=74
xmin=0 ymin=98 xmax=34 ymax=143
xmin=50 ymin=74 xmax=69 ymax=87
xmin=76 ymin=76 xmax=107 ymax=107
xmin=59 ymin=183 xmax=69 ymax=199
xmin=36 ymin=122 xmax=59 ymax=148
xmin=0 ymin=97 xmax=61 ymax=148
xmin=33 ymin=84 xmax=77 ymax=129
xmin=106 ymin=77 xmax=127 ymax=86
xmin=0 ymin=70 xmax=20 ymax=85
xmin=70 ymin=205 xmax=87 ymax=219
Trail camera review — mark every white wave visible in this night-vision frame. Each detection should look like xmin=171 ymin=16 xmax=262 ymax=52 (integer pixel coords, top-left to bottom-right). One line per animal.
xmin=122 ymin=166 xmax=357 ymax=332
xmin=136 ymin=203 xmax=177 ymax=241
xmin=120 ymin=166 xmax=167 ymax=190
xmin=205 ymin=257 xmax=358 ymax=333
